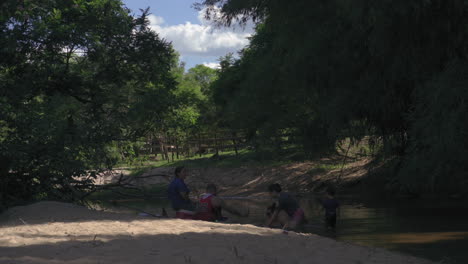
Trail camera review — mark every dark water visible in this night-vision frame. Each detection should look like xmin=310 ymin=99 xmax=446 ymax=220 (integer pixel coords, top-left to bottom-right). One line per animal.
xmin=90 ymin=196 xmax=468 ymax=264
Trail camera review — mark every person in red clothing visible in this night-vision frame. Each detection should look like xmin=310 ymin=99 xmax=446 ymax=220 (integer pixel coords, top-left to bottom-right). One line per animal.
xmin=195 ymin=183 xmax=248 ymax=222
xmin=195 ymin=184 xmax=223 ymax=221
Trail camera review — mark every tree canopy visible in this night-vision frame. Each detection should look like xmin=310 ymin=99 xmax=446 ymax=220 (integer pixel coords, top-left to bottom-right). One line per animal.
xmin=0 ymin=0 xmax=177 ymax=204
xmin=197 ymin=0 xmax=468 ymax=193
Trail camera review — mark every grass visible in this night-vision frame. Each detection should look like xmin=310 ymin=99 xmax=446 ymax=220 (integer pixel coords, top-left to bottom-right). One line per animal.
xmin=115 ymin=150 xmax=232 ymax=168
xmin=114 ymin=136 xmax=379 ymax=173
xmin=115 ymin=148 xmax=306 ymax=171
xmin=336 ymin=137 xmax=383 ymax=159
xmin=156 ymin=149 xmax=289 ymax=168
xmin=113 ymin=142 xmax=372 ymax=182
xmin=307 ymin=162 xmax=344 ymax=175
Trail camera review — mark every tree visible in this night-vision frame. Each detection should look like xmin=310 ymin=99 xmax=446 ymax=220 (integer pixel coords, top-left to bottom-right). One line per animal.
xmin=0 ymin=0 xmax=177 ymax=205
xmin=197 ymin=0 xmax=468 ymax=192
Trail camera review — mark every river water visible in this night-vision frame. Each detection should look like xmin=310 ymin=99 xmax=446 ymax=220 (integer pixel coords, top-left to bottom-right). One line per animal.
xmin=91 ymin=195 xmax=468 ymax=264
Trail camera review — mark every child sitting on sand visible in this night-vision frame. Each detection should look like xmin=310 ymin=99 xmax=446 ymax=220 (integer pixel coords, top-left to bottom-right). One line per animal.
xmin=319 ymin=187 xmax=340 ymax=231
xmin=195 ymin=183 xmax=249 ymax=222
xmin=195 ymin=183 xmax=224 ymax=221
xmin=266 ymin=183 xmax=305 ymax=233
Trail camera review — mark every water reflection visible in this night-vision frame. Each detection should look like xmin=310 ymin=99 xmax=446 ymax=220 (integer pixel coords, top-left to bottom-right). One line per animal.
xmin=354 ymin=232 xmax=468 ymax=245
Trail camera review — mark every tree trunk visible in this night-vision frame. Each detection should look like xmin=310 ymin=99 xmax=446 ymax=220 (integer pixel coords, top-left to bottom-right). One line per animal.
xmin=198 ymin=133 xmax=202 ymax=157
xmin=165 ymin=146 xmax=169 ymax=163
xmin=232 ymin=131 xmax=238 ymax=156
xmin=214 ymin=131 xmax=219 ymax=155
xmin=159 ymin=139 xmax=166 ymax=161
xmin=175 ymin=137 xmax=179 ymax=160
xmin=149 ymin=134 xmax=153 ymax=155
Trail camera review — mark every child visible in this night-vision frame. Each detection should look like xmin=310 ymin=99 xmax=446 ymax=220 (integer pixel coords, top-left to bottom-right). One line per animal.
xmin=195 ymin=183 xmax=224 ymax=221
xmin=195 ymin=183 xmax=248 ymax=222
xmin=320 ymin=187 xmax=340 ymax=231
xmin=266 ymin=183 xmax=305 ymax=233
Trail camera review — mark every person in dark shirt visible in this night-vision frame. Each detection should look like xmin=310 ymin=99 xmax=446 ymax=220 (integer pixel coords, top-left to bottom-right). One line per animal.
xmin=266 ymin=183 xmax=305 ymax=233
xmin=167 ymin=166 xmax=195 ymax=218
xmin=320 ymin=187 xmax=340 ymax=231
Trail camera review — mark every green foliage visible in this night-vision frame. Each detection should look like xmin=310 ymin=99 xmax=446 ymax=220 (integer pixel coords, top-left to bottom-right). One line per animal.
xmin=398 ymin=62 xmax=468 ymax=193
xmin=0 ymin=0 xmax=177 ymax=205
xmin=3 ymin=0 xmax=467 ymax=204
xmin=157 ymin=62 xmax=220 ymax=149
xmin=308 ymin=163 xmax=343 ymax=175
xmin=198 ymin=0 xmax=468 ymax=193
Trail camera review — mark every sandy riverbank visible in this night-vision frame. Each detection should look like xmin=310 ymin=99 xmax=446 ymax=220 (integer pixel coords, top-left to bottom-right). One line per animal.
xmin=105 ymin=158 xmax=371 ymax=198
xmin=0 ymin=201 xmax=434 ymax=264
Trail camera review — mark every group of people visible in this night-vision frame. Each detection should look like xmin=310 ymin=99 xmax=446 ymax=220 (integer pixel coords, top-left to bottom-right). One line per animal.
xmin=265 ymin=183 xmax=339 ymax=233
xmin=167 ymin=166 xmax=340 ymax=232
xmin=167 ymin=166 xmax=246 ymax=221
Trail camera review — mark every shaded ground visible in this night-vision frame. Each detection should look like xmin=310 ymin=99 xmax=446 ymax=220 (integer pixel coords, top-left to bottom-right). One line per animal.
xmin=100 ymin=157 xmax=373 ymax=198
xmin=0 ymin=202 xmax=434 ymax=264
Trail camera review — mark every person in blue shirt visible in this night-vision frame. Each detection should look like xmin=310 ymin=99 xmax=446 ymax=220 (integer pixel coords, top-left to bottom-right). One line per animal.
xmin=168 ymin=166 xmax=195 ymax=217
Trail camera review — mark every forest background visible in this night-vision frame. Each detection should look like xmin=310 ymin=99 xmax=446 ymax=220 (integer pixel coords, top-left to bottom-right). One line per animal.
xmin=1 ymin=0 xmax=468 ymax=208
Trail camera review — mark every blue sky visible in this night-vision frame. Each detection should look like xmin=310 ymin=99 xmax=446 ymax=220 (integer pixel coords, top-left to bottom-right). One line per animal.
xmin=123 ymin=0 xmax=199 ymax=25
xmin=122 ymin=0 xmax=253 ymax=69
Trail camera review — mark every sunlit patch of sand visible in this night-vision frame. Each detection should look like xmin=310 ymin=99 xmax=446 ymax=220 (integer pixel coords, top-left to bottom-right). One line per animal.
xmin=0 ymin=202 xmax=435 ymax=264
xmin=0 ymin=219 xmax=283 ymax=247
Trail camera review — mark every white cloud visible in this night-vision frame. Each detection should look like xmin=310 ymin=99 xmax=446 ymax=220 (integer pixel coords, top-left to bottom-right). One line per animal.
xmin=148 ymin=15 xmax=165 ymax=25
xmin=203 ymin=62 xmax=221 ymax=69
xmin=148 ymin=9 xmax=253 ymax=58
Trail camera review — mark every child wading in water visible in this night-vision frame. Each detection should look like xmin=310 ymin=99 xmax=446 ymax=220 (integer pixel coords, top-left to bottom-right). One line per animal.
xmin=266 ymin=183 xmax=305 ymax=233
xmin=320 ymin=187 xmax=340 ymax=231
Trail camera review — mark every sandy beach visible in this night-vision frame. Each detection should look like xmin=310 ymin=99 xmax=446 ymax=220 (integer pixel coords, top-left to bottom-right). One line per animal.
xmin=0 ymin=201 xmax=434 ymax=264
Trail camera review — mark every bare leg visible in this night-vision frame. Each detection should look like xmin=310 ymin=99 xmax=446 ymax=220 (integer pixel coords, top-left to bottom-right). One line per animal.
xmin=265 ymin=210 xmax=287 ymax=227
xmin=277 ymin=210 xmax=290 ymax=227
xmin=288 ymin=218 xmax=298 ymax=229
xmin=279 ymin=210 xmax=302 ymax=230
xmin=220 ymin=200 xmax=249 ymax=217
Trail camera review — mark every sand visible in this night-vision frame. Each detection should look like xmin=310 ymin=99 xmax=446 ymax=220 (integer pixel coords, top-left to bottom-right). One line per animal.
xmin=0 ymin=201 xmax=434 ymax=264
